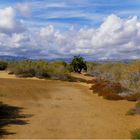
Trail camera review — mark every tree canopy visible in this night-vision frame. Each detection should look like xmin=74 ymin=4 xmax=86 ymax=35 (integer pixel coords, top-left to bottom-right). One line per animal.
xmin=70 ymin=56 xmax=87 ymax=73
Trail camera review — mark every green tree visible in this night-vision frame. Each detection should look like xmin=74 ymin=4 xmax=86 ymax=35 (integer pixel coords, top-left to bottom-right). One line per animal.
xmin=0 ymin=61 xmax=8 ymax=70
xmin=70 ymin=56 xmax=87 ymax=73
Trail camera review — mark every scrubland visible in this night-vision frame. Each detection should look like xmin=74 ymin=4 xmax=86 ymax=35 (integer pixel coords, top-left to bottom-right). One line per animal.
xmin=87 ymin=61 xmax=140 ymax=138
xmin=0 ymin=59 xmax=140 ymax=139
xmin=8 ymin=60 xmax=70 ymax=80
xmin=87 ymin=61 xmax=140 ymax=101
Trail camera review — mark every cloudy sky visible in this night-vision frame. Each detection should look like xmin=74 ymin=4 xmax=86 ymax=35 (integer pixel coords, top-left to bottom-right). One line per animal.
xmin=0 ymin=0 xmax=140 ymax=60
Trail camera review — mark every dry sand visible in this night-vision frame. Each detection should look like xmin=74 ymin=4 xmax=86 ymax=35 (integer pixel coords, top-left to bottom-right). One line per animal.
xmin=0 ymin=71 xmax=140 ymax=139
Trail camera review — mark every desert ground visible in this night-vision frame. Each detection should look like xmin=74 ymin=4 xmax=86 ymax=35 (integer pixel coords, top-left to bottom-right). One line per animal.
xmin=1 ymin=71 xmax=140 ymax=139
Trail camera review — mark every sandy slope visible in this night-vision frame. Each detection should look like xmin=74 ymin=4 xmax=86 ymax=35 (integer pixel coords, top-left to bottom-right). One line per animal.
xmin=1 ymin=71 xmax=140 ymax=139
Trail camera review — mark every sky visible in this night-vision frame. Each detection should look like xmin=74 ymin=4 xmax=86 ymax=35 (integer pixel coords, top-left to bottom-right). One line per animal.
xmin=0 ymin=0 xmax=140 ymax=60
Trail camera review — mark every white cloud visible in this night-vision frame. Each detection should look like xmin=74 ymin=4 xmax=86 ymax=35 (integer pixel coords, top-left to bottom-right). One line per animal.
xmin=0 ymin=7 xmax=15 ymax=29
xmin=0 ymin=9 xmax=140 ymax=60
xmin=0 ymin=7 xmax=26 ymax=34
xmin=39 ymin=25 xmax=55 ymax=38
xmin=16 ymin=3 xmax=31 ymax=16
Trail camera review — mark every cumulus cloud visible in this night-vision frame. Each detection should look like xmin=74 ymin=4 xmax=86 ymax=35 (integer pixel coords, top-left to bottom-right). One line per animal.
xmin=0 ymin=8 xmax=140 ymax=60
xmin=32 ymin=14 xmax=140 ymax=59
xmin=0 ymin=7 xmax=26 ymax=34
xmin=90 ymin=14 xmax=140 ymax=59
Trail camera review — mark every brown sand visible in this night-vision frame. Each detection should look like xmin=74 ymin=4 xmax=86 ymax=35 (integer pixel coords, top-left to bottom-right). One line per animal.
xmin=0 ymin=71 xmax=140 ymax=139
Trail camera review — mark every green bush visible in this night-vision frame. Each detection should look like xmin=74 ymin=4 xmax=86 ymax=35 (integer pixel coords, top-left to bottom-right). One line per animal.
xmin=131 ymin=129 xmax=140 ymax=139
xmin=0 ymin=61 xmax=8 ymax=70
xmin=8 ymin=60 xmax=37 ymax=77
xmin=70 ymin=56 xmax=87 ymax=73
xmin=126 ymin=109 xmax=136 ymax=115
xmin=7 ymin=60 xmax=71 ymax=80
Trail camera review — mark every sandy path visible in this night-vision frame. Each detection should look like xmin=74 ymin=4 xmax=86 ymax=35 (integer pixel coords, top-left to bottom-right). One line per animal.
xmin=1 ymin=72 xmax=140 ymax=139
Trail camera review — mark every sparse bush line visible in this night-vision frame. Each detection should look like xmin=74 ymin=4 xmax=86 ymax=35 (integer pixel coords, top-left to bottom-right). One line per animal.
xmin=87 ymin=60 xmax=140 ymax=101
xmin=7 ymin=58 xmax=88 ymax=82
xmin=7 ymin=60 xmax=71 ymax=80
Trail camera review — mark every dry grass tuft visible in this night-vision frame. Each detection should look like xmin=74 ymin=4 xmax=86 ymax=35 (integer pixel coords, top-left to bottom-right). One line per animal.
xmin=87 ymin=60 xmax=140 ymax=100
xmin=131 ymin=128 xmax=140 ymax=139
xmin=89 ymin=78 xmax=124 ymax=100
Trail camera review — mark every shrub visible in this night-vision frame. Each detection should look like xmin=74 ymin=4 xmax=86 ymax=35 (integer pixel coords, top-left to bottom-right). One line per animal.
xmin=126 ymin=109 xmax=136 ymax=115
xmin=8 ymin=60 xmax=36 ymax=77
xmin=87 ymin=61 xmax=140 ymax=100
xmin=124 ymin=93 xmax=140 ymax=101
xmin=131 ymin=129 xmax=140 ymax=139
xmin=136 ymin=102 xmax=140 ymax=108
xmin=8 ymin=60 xmax=49 ymax=77
xmin=127 ymin=102 xmax=140 ymax=116
xmin=103 ymin=93 xmax=123 ymax=100
xmin=0 ymin=61 xmax=8 ymax=70
xmin=89 ymin=78 xmax=124 ymax=100
xmin=7 ymin=60 xmax=71 ymax=80
xmin=70 ymin=56 xmax=87 ymax=73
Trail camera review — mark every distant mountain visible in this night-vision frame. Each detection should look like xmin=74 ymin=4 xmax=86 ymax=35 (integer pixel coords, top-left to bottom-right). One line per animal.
xmin=0 ymin=55 xmax=139 ymax=63
xmin=0 ymin=55 xmax=72 ymax=62
xmin=94 ymin=59 xmax=138 ymax=64
xmin=0 ymin=55 xmax=28 ymax=61
xmin=46 ymin=57 xmax=72 ymax=63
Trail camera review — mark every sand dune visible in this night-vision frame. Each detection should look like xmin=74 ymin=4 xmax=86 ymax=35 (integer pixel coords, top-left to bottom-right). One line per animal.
xmin=0 ymin=71 xmax=140 ymax=139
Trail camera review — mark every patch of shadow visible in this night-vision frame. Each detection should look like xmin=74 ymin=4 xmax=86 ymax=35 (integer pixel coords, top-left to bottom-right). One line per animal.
xmin=0 ymin=102 xmax=32 ymax=138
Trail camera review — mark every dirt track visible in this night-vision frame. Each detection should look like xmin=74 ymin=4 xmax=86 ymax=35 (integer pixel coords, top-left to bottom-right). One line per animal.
xmin=1 ymin=72 xmax=140 ymax=139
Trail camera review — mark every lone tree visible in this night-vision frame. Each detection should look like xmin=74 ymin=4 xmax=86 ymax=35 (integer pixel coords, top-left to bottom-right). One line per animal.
xmin=70 ymin=56 xmax=87 ymax=73
xmin=0 ymin=61 xmax=8 ymax=70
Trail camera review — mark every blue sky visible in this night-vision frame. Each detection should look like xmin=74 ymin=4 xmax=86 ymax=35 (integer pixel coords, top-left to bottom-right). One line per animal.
xmin=2 ymin=0 xmax=140 ymax=29
xmin=0 ymin=0 xmax=140 ymax=60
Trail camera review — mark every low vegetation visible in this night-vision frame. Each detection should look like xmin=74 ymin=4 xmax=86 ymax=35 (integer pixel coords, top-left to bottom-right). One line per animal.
xmin=89 ymin=79 xmax=124 ymax=100
xmin=0 ymin=61 xmax=8 ymax=70
xmin=6 ymin=57 xmax=87 ymax=82
xmin=131 ymin=128 xmax=140 ymax=139
xmin=1 ymin=57 xmax=140 ymax=101
xmin=127 ymin=102 xmax=140 ymax=115
xmin=87 ymin=61 xmax=140 ymax=101
xmin=7 ymin=60 xmax=71 ymax=80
